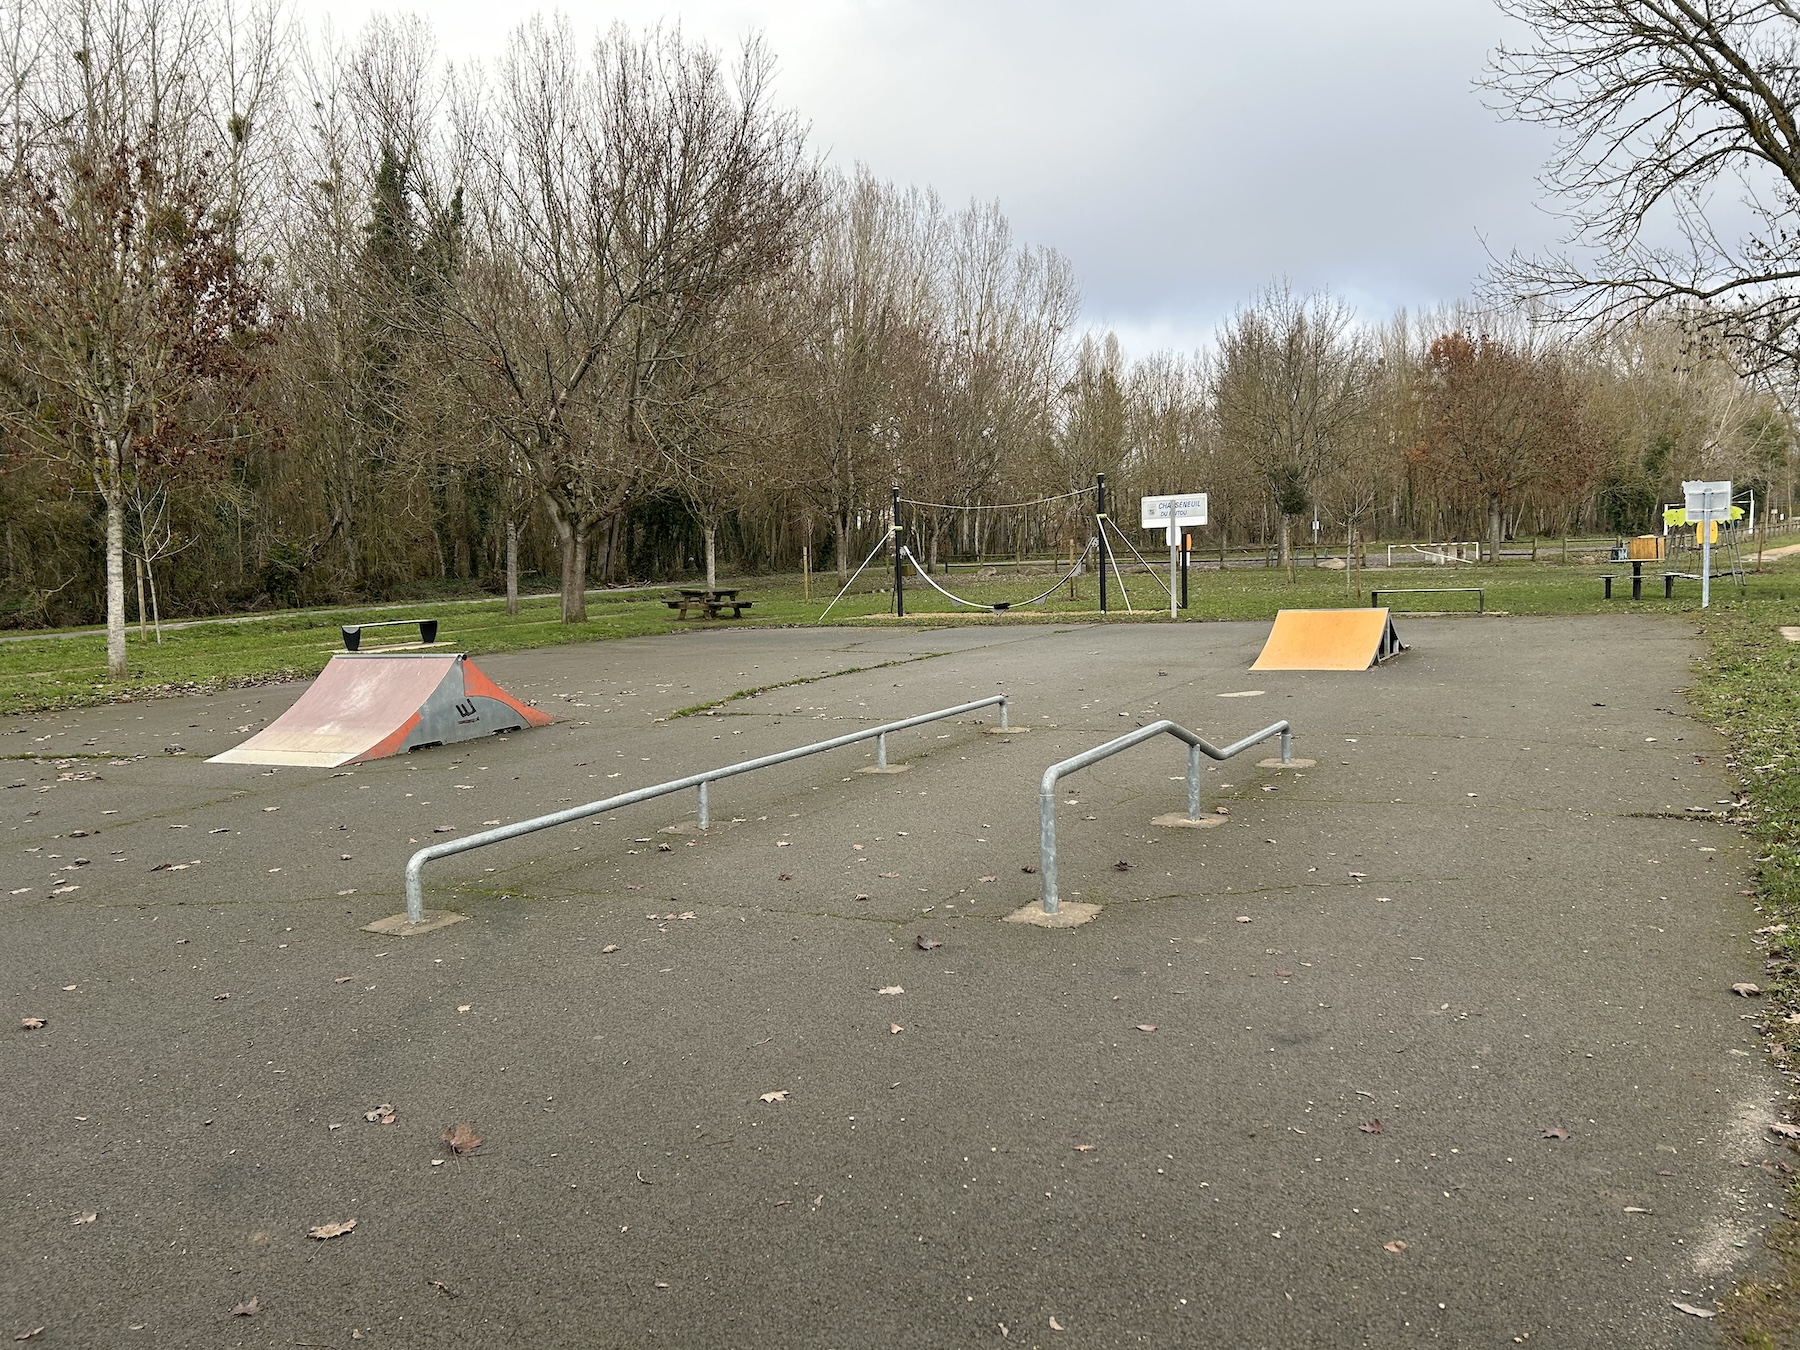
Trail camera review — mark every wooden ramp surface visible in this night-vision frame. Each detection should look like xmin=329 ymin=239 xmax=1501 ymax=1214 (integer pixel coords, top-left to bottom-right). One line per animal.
xmin=1251 ymin=608 xmax=1405 ymax=671
xmin=208 ymin=653 xmax=550 ymax=767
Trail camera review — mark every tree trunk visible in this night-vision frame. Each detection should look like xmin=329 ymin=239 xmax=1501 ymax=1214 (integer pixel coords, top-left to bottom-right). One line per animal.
xmin=135 ymin=555 xmax=147 ymax=639
xmin=148 ymin=561 xmax=163 ymax=644
xmin=104 ymin=470 xmax=126 ymax=678
xmin=505 ymin=516 xmax=520 ymax=616
xmin=835 ymin=509 xmax=849 ymax=582
xmin=548 ymin=496 xmax=590 ymax=624
xmin=1487 ymin=499 xmax=1503 ymax=566
xmin=1280 ymin=514 xmax=1294 ymax=583
xmin=704 ymin=523 xmax=717 ymax=593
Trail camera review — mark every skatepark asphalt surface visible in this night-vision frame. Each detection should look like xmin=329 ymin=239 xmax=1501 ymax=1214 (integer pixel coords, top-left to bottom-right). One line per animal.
xmin=1 ymin=615 xmax=1790 ymax=1347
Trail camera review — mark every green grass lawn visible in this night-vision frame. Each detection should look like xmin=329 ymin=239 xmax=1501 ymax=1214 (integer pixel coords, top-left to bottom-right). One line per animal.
xmin=6 ymin=556 xmax=1800 ymax=714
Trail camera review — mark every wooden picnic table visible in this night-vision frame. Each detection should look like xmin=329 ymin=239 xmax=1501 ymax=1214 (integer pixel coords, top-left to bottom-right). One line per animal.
xmin=665 ymin=588 xmax=752 ymax=620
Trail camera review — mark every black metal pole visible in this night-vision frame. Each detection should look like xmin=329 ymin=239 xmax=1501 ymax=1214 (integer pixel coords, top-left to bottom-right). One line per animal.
xmin=892 ymin=486 xmax=904 ymax=617
xmin=1096 ymin=474 xmax=1108 ymax=614
xmin=1180 ymin=532 xmax=1189 ymax=609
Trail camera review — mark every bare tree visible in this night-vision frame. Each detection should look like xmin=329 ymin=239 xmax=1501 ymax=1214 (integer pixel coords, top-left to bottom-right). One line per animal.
xmin=0 ymin=0 xmax=271 ymax=674
xmin=1486 ymin=1 xmax=1800 ymax=375
xmin=1414 ymin=329 xmax=1598 ymax=559
xmin=1214 ymin=285 xmax=1368 ymax=576
xmin=445 ymin=21 xmax=818 ymax=622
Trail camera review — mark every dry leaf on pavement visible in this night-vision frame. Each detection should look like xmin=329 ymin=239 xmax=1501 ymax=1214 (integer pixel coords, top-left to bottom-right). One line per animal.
xmin=306 ymin=1219 xmax=356 ymax=1240
xmin=916 ymin=936 xmax=942 ymax=951
xmin=602 ymin=944 xmax=620 ymax=954
xmin=13 ymin=1329 xmax=44 ymax=1341
xmin=1541 ymin=1126 xmax=1571 ymax=1141
xmin=442 ymin=1124 xmax=484 ymax=1155
xmin=758 ymin=1091 xmax=789 ymax=1104
xmin=1672 ymin=1301 xmax=1716 ymax=1319
xmin=1769 ymin=1122 xmax=1800 ymax=1139
xmin=363 ymin=1104 xmax=396 ymax=1125
xmin=1383 ymin=1240 xmax=1407 ymax=1253
xmin=230 ymin=1297 xmax=260 ymax=1316
xmin=1358 ymin=1120 xmax=1384 ymax=1135
xmin=1073 ymin=1144 xmax=1097 ymax=1152
xmin=20 ymin=1018 xmax=44 ymax=1030
xmin=888 ymin=1023 xmax=903 ymax=1034
xmin=1732 ymin=982 xmax=1763 ymax=996
xmin=1021 ymin=865 xmax=1038 ymax=874
xmin=1049 ymin=1316 xmax=1065 ymax=1331
xmin=1113 ymin=860 xmax=1131 ymax=871
xmin=878 ymin=986 xmax=903 ymax=996
xmin=1134 ymin=1024 xmax=1157 ymax=1033
xmin=70 ymin=1212 xmax=96 ymax=1225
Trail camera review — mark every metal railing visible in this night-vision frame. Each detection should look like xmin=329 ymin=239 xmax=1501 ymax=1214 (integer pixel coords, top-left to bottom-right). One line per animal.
xmin=1037 ymin=718 xmax=1291 ymax=915
xmin=401 ymin=695 xmax=1010 ymax=923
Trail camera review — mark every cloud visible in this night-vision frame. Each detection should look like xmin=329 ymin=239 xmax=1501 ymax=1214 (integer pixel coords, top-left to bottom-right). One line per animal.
xmin=304 ymin=0 xmax=1566 ymax=356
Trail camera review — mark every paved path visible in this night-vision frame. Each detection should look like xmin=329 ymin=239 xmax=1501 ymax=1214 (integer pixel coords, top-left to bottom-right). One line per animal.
xmin=0 ymin=617 xmax=1783 ymax=1347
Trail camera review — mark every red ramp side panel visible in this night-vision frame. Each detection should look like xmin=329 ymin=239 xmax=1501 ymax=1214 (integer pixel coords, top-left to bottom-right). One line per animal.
xmin=208 ymin=654 xmax=551 ymax=768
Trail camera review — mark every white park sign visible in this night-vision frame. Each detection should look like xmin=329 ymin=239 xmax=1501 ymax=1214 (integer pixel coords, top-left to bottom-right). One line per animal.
xmin=1681 ymin=479 xmax=1731 ymax=608
xmin=1140 ymin=493 xmax=1208 ymax=618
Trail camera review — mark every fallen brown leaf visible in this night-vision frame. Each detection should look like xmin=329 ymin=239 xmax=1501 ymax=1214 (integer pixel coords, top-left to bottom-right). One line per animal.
xmin=888 ymin=1023 xmax=903 ymax=1034
xmin=20 ymin=1018 xmax=44 ymax=1030
xmin=778 ymin=873 xmax=793 ymax=881
xmin=1073 ymin=1144 xmax=1097 ymax=1152
xmin=1113 ymin=860 xmax=1132 ymax=871
xmin=230 ymin=1297 xmax=260 ymax=1317
xmin=1672 ymin=1301 xmax=1716 ymax=1319
xmin=333 ymin=977 xmax=353 ymax=984
xmin=306 ymin=1218 xmax=356 ymax=1240
xmin=13 ymin=1329 xmax=44 ymax=1341
xmin=1134 ymin=1023 xmax=1157 ymax=1033
xmin=427 ymin=1280 xmax=459 ymax=1299
xmin=1358 ymin=1120 xmax=1384 ymax=1135
xmin=1541 ymin=1126 xmax=1571 ymax=1141
xmin=1770 ymin=1122 xmax=1800 ymax=1139
xmin=363 ymin=1104 xmax=396 ymax=1125
xmin=1021 ymin=865 xmax=1038 ymax=874
xmin=601 ymin=944 xmax=620 ymax=954
xmin=878 ymin=985 xmax=903 ymax=996
xmin=1274 ymin=970 xmax=1294 ymax=978
xmin=916 ymin=936 xmax=943 ymax=951
xmin=1049 ymin=1316 xmax=1065 ymax=1331
xmin=70 ymin=1212 xmax=96 ymax=1225
xmin=1732 ymin=982 xmax=1763 ymax=997
xmin=978 ymin=875 xmax=996 ymax=884
xmin=759 ymin=1090 xmax=789 ymax=1103
xmin=1383 ymin=1240 xmax=1406 ymax=1253
xmin=442 ymin=1123 xmax=484 ymax=1155
xmin=1623 ymin=1205 xmax=1651 ymax=1213
xmin=879 ymin=872 xmax=901 ymax=879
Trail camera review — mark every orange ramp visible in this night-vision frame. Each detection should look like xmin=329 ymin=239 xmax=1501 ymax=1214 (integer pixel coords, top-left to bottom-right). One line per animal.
xmin=208 ymin=653 xmax=551 ymax=768
xmin=1250 ymin=608 xmax=1406 ymax=671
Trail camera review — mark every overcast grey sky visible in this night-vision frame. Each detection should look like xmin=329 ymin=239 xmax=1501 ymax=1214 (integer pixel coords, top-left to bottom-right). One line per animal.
xmin=308 ymin=0 xmax=1564 ymax=357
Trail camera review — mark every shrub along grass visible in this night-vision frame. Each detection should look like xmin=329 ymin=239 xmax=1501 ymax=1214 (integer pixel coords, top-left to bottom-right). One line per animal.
xmin=6 ymin=556 xmax=1800 ymax=714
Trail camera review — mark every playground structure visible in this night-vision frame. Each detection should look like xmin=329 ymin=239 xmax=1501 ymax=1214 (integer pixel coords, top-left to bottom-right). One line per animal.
xmin=821 ymin=475 xmax=1197 ymax=618
xmin=208 ymin=652 xmax=551 ymax=768
xmin=1250 ymin=608 xmax=1407 ymax=671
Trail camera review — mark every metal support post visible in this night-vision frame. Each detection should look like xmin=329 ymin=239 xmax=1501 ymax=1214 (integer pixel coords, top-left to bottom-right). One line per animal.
xmin=1096 ymin=473 xmax=1108 ymax=614
xmin=892 ymin=486 xmax=904 ymax=618
xmin=876 ymin=732 xmax=888 ymax=769
xmin=697 ymin=780 xmax=710 ymax=830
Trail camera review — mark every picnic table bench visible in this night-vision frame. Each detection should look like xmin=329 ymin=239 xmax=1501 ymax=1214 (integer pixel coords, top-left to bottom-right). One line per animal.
xmin=664 ymin=588 xmax=752 ymax=621
xmin=342 ymin=618 xmax=439 ymax=651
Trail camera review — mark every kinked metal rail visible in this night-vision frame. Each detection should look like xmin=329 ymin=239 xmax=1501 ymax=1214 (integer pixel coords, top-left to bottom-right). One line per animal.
xmin=1038 ymin=718 xmax=1291 ymax=914
xmin=402 ymin=696 xmax=1011 ymax=923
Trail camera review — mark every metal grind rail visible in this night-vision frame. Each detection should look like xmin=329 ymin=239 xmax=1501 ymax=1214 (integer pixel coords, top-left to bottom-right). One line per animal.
xmin=402 ymin=695 xmax=1011 ymax=923
xmin=1038 ymin=718 xmax=1291 ymax=914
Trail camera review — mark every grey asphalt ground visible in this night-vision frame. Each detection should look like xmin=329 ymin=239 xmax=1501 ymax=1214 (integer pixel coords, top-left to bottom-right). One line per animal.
xmin=1 ymin=616 xmax=1789 ymax=1348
